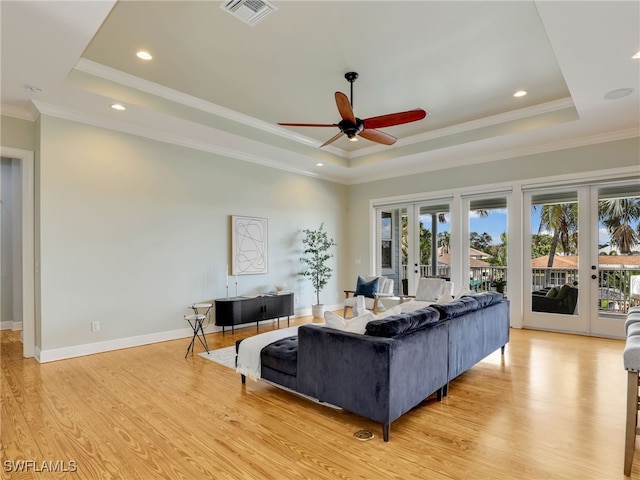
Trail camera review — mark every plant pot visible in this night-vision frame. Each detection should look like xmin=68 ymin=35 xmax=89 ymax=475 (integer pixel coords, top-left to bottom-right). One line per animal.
xmin=496 ymin=285 xmax=505 ymax=294
xmin=312 ymin=304 xmax=325 ymax=319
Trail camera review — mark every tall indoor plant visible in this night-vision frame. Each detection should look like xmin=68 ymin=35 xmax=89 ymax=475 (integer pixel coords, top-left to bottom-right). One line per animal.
xmin=299 ymin=223 xmax=336 ymax=318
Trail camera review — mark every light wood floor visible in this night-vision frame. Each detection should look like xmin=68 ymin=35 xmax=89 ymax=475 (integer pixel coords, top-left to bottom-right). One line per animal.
xmin=0 ymin=317 xmax=635 ymax=479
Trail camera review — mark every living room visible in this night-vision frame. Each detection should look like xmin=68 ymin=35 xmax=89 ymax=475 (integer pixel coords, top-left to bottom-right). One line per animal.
xmin=1 ymin=1 xmax=639 ymax=478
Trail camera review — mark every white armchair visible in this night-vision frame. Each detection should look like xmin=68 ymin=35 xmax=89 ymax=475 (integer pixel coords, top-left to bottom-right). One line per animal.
xmin=344 ymin=275 xmax=395 ymax=317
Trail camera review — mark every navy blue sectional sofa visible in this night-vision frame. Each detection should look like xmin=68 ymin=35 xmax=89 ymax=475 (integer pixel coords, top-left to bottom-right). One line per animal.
xmin=240 ymin=292 xmax=510 ymax=441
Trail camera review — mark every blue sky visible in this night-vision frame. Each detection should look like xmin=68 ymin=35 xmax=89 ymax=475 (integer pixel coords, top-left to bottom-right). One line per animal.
xmin=416 ymin=207 xmax=638 ymax=250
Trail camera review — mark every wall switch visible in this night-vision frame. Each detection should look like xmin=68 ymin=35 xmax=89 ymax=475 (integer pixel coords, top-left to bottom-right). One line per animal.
xmin=91 ymin=321 xmax=100 ymax=332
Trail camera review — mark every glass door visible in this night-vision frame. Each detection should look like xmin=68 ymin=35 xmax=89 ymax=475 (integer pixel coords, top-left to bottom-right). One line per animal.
xmin=590 ymin=183 xmax=640 ymax=336
xmin=524 ymin=188 xmax=588 ymax=333
xmin=375 ymin=199 xmax=452 ymax=297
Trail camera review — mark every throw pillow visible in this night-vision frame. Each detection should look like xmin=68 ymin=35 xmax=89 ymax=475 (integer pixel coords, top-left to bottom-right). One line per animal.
xmin=415 ymin=278 xmax=445 ymax=302
xmin=545 ymin=286 xmax=560 ymax=298
xmin=436 ymin=293 xmax=454 ymax=305
xmin=354 ymin=276 xmax=379 ymax=299
xmin=555 ymin=284 xmax=572 ymax=300
xmin=324 ymin=311 xmax=375 ymax=335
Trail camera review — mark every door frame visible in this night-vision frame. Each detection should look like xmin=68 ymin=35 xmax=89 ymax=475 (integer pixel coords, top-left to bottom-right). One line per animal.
xmin=0 ymin=146 xmax=35 ymax=358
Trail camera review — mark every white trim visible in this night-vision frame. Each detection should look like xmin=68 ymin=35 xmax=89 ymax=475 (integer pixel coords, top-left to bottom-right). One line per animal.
xmin=35 ymin=307 xmax=325 ymax=363
xmin=350 ymin=98 xmax=577 ymax=159
xmin=73 ymin=59 xmax=347 ymax=157
xmin=31 ymin=101 xmax=338 ymax=182
xmin=0 ymin=103 xmax=39 ymax=122
xmin=38 ymin=326 xmax=207 ymax=363
xmin=348 ymin=128 xmax=639 ymax=185
xmin=0 ymin=321 xmax=12 ymax=330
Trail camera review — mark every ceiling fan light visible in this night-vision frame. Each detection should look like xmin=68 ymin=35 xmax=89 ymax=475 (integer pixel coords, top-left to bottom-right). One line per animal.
xmin=348 ymin=135 xmax=358 ymax=142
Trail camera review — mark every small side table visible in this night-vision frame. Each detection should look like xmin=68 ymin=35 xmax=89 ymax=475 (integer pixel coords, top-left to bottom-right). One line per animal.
xmin=184 ymin=303 xmax=212 ymax=358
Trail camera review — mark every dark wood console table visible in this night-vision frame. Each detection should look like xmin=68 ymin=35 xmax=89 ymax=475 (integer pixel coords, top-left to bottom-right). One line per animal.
xmin=214 ymin=293 xmax=294 ymax=334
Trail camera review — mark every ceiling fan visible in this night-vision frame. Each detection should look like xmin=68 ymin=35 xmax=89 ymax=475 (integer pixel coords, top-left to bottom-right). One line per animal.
xmin=278 ymin=72 xmax=427 ymax=148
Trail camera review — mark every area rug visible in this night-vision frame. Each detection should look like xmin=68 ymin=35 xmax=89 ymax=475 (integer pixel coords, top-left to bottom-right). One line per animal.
xmin=199 ymin=346 xmax=236 ymax=370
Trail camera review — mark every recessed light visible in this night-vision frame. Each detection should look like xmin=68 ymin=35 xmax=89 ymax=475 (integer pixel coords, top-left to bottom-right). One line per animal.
xmin=633 ymin=51 xmax=640 ymax=60
xmin=513 ymin=90 xmax=527 ymax=98
xmin=25 ymin=85 xmax=42 ymax=94
xmin=136 ymin=50 xmax=152 ymax=60
xmin=315 ymin=162 xmax=324 ymax=167
xmin=111 ymin=103 xmax=126 ymax=111
xmin=604 ymin=88 xmax=634 ymax=100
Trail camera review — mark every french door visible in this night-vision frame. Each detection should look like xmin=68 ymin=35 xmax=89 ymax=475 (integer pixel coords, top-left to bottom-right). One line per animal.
xmin=524 ymin=181 xmax=639 ymax=337
xmin=375 ymin=199 xmax=452 ymax=296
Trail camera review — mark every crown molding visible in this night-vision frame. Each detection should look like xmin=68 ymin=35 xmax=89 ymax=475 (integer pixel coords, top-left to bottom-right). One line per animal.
xmin=32 ymin=100 xmax=351 ymax=183
xmin=73 ymin=58 xmax=347 ymax=157
xmin=0 ymin=103 xmax=39 ymax=121
xmin=349 ymin=98 xmax=577 ymax=159
xmin=347 ymin=127 xmax=640 ymax=185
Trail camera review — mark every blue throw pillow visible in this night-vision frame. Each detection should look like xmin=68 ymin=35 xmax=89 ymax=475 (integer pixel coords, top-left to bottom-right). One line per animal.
xmin=354 ymin=276 xmax=379 ymax=299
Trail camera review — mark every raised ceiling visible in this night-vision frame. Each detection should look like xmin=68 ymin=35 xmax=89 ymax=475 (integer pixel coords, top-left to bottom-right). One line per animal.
xmin=1 ymin=1 xmax=638 ymax=184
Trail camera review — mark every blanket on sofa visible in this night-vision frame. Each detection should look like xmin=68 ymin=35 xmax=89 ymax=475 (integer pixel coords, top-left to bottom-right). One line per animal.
xmin=236 ymin=326 xmax=300 ymax=380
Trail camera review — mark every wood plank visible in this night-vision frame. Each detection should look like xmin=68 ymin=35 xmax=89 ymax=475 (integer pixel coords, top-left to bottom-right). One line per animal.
xmin=1 ymin=321 xmax=635 ymax=479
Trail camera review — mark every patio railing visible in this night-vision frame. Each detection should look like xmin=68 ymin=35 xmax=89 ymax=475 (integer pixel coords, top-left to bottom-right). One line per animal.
xmin=399 ymin=265 xmax=640 ymax=314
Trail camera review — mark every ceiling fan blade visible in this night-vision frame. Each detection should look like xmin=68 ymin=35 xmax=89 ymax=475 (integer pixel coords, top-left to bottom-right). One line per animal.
xmin=278 ymin=122 xmax=337 ymax=127
xmin=359 ymin=128 xmax=397 ymax=145
xmin=362 ymin=109 xmax=427 ymax=130
xmin=319 ymin=131 xmax=344 ymax=148
xmin=335 ymin=92 xmax=355 ymax=123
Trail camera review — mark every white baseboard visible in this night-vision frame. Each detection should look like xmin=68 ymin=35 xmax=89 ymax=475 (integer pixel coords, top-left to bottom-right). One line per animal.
xmin=0 ymin=321 xmax=22 ymax=331
xmin=36 ymin=309 xmax=325 ymax=363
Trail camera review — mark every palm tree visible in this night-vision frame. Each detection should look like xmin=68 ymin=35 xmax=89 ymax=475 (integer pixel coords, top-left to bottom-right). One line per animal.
xmin=537 ymin=202 xmax=579 ymax=268
xmin=599 ymin=198 xmax=640 ymax=254
xmin=438 ymin=231 xmax=451 ymax=254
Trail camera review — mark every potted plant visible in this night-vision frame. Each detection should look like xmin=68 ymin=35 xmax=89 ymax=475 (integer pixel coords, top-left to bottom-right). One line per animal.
xmin=299 ymin=223 xmax=336 ymax=318
xmin=491 ymin=277 xmax=507 ymax=294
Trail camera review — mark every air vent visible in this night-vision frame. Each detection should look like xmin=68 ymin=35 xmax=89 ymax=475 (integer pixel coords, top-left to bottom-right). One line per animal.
xmin=221 ymin=0 xmax=278 ymax=26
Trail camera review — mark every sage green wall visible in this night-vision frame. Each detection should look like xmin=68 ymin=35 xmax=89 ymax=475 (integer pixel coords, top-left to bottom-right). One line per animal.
xmin=1 ymin=115 xmax=36 ymax=151
xmin=346 ymin=137 xmax=640 ymax=280
xmin=38 ymin=115 xmax=347 ymax=351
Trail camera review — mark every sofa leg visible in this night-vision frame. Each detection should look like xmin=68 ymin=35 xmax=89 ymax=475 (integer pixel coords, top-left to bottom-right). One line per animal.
xmin=437 ymin=387 xmax=443 ymax=401
xmin=501 ymin=345 xmax=505 ymax=355
xmin=241 ymin=374 xmax=246 ymax=384
xmin=382 ymin=423 xmax=390 ymax=442
xmin=442 ymin=383 xmax=449 ymax=397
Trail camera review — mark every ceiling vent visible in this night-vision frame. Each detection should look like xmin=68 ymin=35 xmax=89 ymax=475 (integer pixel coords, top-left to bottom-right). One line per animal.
xmin=221 ymin=0 xmax=278 ymax=26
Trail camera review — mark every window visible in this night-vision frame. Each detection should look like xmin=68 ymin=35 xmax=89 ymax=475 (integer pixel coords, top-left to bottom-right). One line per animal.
xmin=381 ymin=211 xmax=393 ymax=269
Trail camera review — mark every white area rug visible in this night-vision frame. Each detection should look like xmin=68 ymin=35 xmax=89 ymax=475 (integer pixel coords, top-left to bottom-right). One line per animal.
xmin=199 ymin=346 xmax=236 ymax=369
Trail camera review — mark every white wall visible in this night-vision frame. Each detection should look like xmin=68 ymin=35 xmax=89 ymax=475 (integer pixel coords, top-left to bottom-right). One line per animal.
xmin=37 ymin=116 xmax=347 ymax=355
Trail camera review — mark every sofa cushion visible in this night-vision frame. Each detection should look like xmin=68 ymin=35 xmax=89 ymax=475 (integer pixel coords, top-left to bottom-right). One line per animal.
xmin=467 ymin=291 xmax=503 ymax=308
xmin=325 ymin=311 xmax=374 ymax=334
xmin=260 ymin=336 xmax=298 ymax=376
xmin=433 ymin=297 xmax=479 ymax=320
xmin=545 ymin=286 xmax=560 ymax=298
xmin=555 ymin=284 xmax=572 ymax=300
xmin=355 ymin=276 xmax=379 ymax=298
xmin=365 ymin=307 xmax=439 ymax=337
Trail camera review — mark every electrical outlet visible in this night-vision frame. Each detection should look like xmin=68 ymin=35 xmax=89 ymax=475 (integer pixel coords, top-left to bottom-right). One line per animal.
xmin=91 ymin=321 xmax=100 ymax=332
